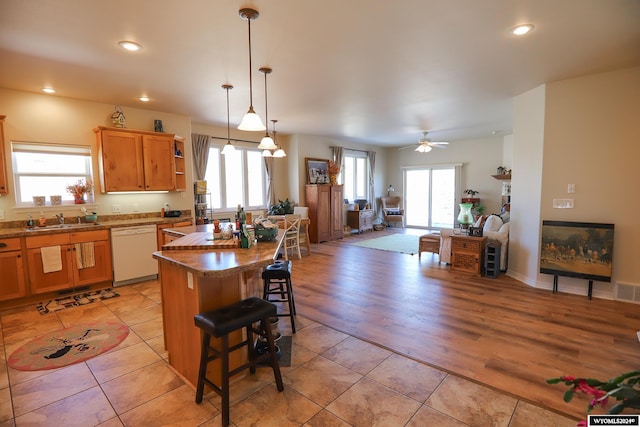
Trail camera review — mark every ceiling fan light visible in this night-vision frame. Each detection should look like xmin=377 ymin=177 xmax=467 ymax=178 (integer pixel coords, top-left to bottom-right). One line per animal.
xmin=238 ymin=110 xmax=265 ymax=131
xmin=262 ymin=149 xmax=273 ymax=157
xmin=258 ymin=135 xmax=277 ymax=150
xmin=415 ymin=144 xmax=432 ymax=153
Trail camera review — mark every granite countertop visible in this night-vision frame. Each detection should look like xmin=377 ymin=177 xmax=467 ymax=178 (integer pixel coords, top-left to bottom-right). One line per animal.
xmin=0 ymin=216 xmax=193 ymax=239
xmin=153 ymin=228 xmax=283 ymax=278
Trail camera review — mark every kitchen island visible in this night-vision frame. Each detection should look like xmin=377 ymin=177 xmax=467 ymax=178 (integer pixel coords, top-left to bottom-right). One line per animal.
xmin=152 ymin=227 xmax=283 ymax=387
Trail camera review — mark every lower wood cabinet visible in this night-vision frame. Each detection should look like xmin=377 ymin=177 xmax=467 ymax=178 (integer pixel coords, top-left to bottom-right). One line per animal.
xmin=0 ymin=238 xmax=27 ymax=301
xmin=25 ymin=230 xmax=113 ymax=295
xmin=157 ymin=220 xmax=193 ymax=249
xmin=347 ymin=209 xmax=374 ymax=233
xmin=451 ymin=235 xmax=487 ymax=276
xmin=306 ymin=184 xmax=343 ymax=243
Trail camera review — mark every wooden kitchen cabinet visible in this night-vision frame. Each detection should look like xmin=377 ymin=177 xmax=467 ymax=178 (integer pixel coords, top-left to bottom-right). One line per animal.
xmin=157 ymin=220 xmax=193 ymax=249
xmin=306 ymin=184 xmax=343 ymax=243
xmin=174 ymin=136 xmax=186 ymax=191
xmin=0 ymin=238 xmax=27 ymax=301
xmin=451 ymin=235 xmax=487 ymax=276
xmin=0 ymin=115 xmax=8 ymax=194
xmin=347 ymin=209 xmax=374 ymax=234
xmin=26 ymin=230 xmax=113 ymax=295
xmin=95 ymin=126 xmax=176 ymax=192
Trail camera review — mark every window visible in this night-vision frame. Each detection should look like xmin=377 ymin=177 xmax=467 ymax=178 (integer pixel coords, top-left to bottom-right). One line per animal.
xmin=11 ymin=142 xmax=93 ymax=207
xmin=404 ymin=165 xmax=459 ymax=229
xmin=204 ymin=145 xmax=267 ymax=211
xmin=343 ymin=152 xmax=369 ymax=202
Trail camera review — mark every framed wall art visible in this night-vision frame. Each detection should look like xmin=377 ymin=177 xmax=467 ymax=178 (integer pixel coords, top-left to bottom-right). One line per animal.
xmin=305 ymin=158 xmax=330 ymax=184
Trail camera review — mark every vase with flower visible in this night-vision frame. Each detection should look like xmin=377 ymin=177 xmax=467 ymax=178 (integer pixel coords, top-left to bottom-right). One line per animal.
xmin=327 ymin=161 xmax=341 ymax=185
xmin=66 ymin=179 xmax=93 ymax=204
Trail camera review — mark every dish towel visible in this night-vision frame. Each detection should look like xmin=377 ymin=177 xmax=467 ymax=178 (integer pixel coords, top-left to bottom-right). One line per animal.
xmin=41 ymin=246 xmax=62 ymax=273
xmin=75 ymin=242 xmax=95 ymax=269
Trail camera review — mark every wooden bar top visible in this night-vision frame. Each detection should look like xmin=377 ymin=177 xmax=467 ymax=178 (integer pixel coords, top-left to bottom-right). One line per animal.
xmin=152 ymin=227 xmax=283 ymax=279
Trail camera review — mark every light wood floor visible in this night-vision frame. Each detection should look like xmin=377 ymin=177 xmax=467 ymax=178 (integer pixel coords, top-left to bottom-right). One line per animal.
xmin=290 ymin=228 xmax=639 ymax=420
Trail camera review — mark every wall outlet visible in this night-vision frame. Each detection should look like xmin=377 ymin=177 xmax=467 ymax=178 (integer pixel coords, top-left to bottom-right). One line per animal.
xmin=132 ymin=203 xmax=139 ymax=212
xmin=112 ymin=205 xmax=121 ymax=213
xmin=553 ymin=198 xmax=574 ymax=209
xmin=0 ymin=210 xmax=4 ymax=220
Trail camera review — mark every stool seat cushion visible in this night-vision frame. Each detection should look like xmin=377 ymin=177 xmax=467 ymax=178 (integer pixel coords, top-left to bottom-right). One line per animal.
xmin=262 ymin=260 xmax=292 ymax=279
xmin=194 ymin=297 xmax=276 ymax=337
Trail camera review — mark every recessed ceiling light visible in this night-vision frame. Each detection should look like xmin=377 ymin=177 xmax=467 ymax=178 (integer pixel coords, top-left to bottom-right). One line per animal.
xmin=512 ymin=24 xmax=534 ymax=36
xmin=138 ymin=96 xmax=150 ymax=102
xmin=118 ymin=40 xmax=143 ymax=51
xmin=42 ymin=87 xmax=55 ymax=94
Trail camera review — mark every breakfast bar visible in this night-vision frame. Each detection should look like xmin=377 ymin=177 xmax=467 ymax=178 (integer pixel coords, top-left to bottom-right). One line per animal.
xmin=152 ymin=228 xmax=282 ymax=387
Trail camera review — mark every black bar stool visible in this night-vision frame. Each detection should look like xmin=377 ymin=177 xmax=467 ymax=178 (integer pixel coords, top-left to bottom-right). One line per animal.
xmin=262 ymin=260 xmax=297 ymax=333
xmin=194 ymin=297 xmax=284 ymax=427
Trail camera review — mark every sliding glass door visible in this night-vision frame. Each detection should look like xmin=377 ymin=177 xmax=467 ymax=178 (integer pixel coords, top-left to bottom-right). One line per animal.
xmin=405 ymin=166 xmax=456 ymax=229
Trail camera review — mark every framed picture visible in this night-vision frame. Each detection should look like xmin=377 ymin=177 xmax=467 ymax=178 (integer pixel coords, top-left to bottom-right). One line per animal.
xmin=305 ymin=158 xmax=330 ymax=184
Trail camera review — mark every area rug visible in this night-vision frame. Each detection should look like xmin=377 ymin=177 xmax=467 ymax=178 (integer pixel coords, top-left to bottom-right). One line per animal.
xmin=36 ymin=289 xmax=120 ymax=315
xmin=256 ymin=335 xmax=292 ymax=367
xmin=8 ymin=321 xmax=129 ymax=371
xmin=352 ymin=234 xmax=419 ymax=255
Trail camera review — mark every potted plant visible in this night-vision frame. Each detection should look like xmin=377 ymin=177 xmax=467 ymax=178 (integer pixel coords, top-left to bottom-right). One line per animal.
xmin=462 ymin=189 xmax=480 ymax=206
xmin=268 ymin=198 xmax=295 ymax=216
xmin=66 ymin=179 xmax=93 ymax=204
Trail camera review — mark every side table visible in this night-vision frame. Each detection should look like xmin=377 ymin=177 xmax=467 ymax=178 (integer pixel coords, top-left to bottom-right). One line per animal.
xmin=451 ymin=235 xmax=487 ymax=276
xmin=346 ymin=209 xmax=374 ymax=234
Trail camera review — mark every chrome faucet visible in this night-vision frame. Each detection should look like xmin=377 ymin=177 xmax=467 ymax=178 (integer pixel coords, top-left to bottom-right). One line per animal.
xmin=55 ymin=213 xmax=64 ymax=224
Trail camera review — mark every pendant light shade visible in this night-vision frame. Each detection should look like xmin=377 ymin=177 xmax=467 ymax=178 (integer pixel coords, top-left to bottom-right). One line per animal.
xmin=257 ymin=67 xmax=277 ymax=150
xmin=271 ymin=119 xmax=286 ymax=158
xmin=221 ymin=84 xmax=236 ymax=155
xmin=238 ymin=8 xmax=265 ymax=131
xmin=262 ymin=149 xmax=273 ymax=157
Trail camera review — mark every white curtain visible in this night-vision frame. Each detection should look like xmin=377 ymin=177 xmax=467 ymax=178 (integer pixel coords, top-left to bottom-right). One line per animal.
xmin=367 ymin=150 xmax=376 ymax=212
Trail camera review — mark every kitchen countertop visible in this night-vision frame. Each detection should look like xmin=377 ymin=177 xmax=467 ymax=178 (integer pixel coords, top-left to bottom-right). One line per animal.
xmin=0 ymin=216 xmax=193 ymax=239
xmin=152 ymin=228 xmax=283 ymax=278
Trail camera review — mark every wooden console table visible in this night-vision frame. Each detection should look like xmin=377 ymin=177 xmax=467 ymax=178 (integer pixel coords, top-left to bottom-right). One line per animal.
xmin=451 ymin=235 xmax=487 ymax=276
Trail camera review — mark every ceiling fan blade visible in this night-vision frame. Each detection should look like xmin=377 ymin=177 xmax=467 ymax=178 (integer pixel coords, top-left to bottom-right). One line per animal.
xmin=397 ymin=144 xmax=418 ymax=150
xmin=429 ymin=141 xmax=449 ymax=148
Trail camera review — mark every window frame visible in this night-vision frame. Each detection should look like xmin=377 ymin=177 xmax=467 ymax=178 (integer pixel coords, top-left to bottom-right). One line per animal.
xmin=11 ymin=141 xmax=94 ymax=208
xmin=342 ymin=151 xmax=370 ymax=203
xmin=204 ymin=144 xmax=268 ymax=213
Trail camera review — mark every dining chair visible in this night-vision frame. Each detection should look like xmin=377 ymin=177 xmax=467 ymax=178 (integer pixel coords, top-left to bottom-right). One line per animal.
xmin=282 ymin=214 xmax=302 ymax=260
xmin=293 ymin=206 xmax=311 ymax=255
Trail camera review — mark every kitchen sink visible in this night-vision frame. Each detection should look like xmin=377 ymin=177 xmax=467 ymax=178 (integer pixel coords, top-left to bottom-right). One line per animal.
xmin=25 ymin=223 xmax=101 ymax=232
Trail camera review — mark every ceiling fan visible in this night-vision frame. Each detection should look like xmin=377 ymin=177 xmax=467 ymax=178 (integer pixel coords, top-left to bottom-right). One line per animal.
xmin=398 ymin=131 xmax=449 ymax=152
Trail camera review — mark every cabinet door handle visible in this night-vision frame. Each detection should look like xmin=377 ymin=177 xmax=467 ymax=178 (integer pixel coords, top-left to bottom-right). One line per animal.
xmin=17 ymin=254 xmax=21 ymax=258
xmin=0 ymin=243 xmax=6 ymax=248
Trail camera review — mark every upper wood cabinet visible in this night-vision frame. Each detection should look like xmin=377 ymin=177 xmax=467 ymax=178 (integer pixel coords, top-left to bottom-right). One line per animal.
xmin=0 ymin=115 xmax=8 ymax=194
xmin=94 ymin=126 xmax=177 ymax=192
xmin=305 ymin=184 xmax=344 ymax=243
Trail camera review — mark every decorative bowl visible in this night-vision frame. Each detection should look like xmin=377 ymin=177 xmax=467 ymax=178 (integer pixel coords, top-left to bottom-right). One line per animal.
xmin=255 ymin=227 xmax=278 ymax=242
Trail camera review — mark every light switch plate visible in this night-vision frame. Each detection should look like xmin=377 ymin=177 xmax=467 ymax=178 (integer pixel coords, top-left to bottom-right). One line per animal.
xmin=0 ymin=210 xmax=4 ymax=220
xmin=112 ymin=205 xmax=121 ymax=213
xmin=187 ymin=272 xmax=194 ymax=289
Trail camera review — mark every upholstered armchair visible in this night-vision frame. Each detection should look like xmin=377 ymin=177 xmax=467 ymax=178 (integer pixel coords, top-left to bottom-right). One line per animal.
xmin=380 ymin=196 xmax=405 ymax=228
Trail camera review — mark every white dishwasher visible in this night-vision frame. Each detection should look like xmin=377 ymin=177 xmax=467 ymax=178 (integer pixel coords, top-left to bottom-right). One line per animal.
xmin=111 ymin=225 xmax=158 ymax=286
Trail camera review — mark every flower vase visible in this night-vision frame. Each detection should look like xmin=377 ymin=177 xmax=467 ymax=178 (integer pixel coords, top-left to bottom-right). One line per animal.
xmin=457 ymin=203 xmax=473 ymax=228
xmin=329 ymin=174 xmax=338 ymax=185
xmin=74 ymin=194 xmax=85 ymax=204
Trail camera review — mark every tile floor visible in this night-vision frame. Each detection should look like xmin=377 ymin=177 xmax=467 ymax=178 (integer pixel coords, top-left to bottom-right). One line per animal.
xmin=0 ymin=280 xmax=578 ymax=426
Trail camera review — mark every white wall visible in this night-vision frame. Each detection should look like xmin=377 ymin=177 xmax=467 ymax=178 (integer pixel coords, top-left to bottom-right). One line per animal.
xmin=536 ymin=66 xmax=640 ymax=298
xmin=385 ymin=135 xmax=506 ymax=220
xmin=0 ymin=88 xmax=193 ymax=222
xmin=508 ymin=85 xmax=546 ymax=286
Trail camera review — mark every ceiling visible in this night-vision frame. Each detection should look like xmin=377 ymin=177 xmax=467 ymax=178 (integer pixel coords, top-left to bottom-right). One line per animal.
xmin=1 ymin=1 xmax=639 ymax=147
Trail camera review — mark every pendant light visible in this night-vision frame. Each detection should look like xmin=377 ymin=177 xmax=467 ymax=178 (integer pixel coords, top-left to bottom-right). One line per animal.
xmin=221 ymin=84 xmax=236 ymax=155
xmin=237 ymin=8 xmax=266 ymax=131
xmin=257 ymin=67 xmax=277 ymax=150
xmin=271 ymin=120 xmax=287 ymax=158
